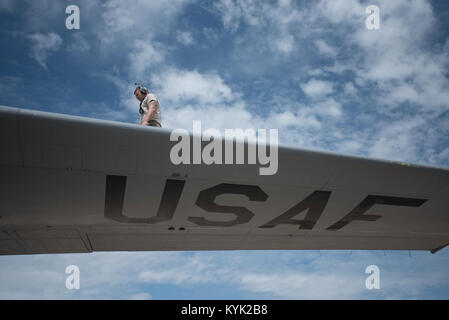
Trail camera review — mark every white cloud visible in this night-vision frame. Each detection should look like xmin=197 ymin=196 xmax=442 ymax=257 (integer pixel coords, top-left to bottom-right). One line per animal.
xmin=138 ymin=257 xmax=217 ymax=285
xmin=128 ymin=40 xmax=165 ymax=77
xmin=1 ymin=250 xmax=448 ymax=299
xmin=215 ymin=0 xmax=302 ymax=56
xmin=164 ymin=102 xmax=258 ymax=131
xmin=368 ymin=116 xmax=426 ymax=162
xmin=270 ymin=110 xmax=321 ymax=130
xmin=240 ymin=272 xmax=362 ymax=299
xmin=300 ymin=79 xmax=334 ymax=98
xmin=315 ymin=39 xmax=337 ymax=57
xmin=214 ymin=0 xmax=243 ymax=33
xmin=344 ymin=82 xmax=357 ymax=97
xmin=129 ymin=292 xmax=152 ymax=300
xmin=311 ymin=98 xmax=343 ymax=118
xmin=275 ymin=34 xmax=295 ymax=54
xmin=176 ymin=31 xmax=194 ymax=46
xmin=295 ymin=0 xmax=449 ymax=165
xmin=100 ymin=0 xmax=190 ymax=34
xmin=307 ymin=69 xmax=325 ymax=77
xmin=336 ymin=140 xmax=363 ymax=154
xmin=66 ymin=33 xmax=91 ymax=53
xmin=318 ymin=0 xmax=449 ymax=113
xmin=90 ymin=0 xmax=192 ymax=56
xmin=203 ymin=28 xmax=220 ymax=42
xmin=27 ymin=32 xmax=63 ymax=69
xmin=153 ymin=68 xmax=234 ymax=106
xmin=315 ymin=0 xmax=364 ymax=25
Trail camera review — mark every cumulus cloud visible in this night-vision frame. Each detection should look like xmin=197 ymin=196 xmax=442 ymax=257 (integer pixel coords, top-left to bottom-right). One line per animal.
xmin=208 ymin=0 xmax=449 ymax=164
xmin=100 ymin=0 xmax=190 ymax=34
xmin=275 ymin=34 xmax=295 ymax=54
xmin=368 ymin=116 xmax=426 ymax=161
xmin=153 ymin=68 xmax=234 ymax=106
xmin=128 ymin=40 xmax=165 ymax=76
xmin=343 ymin=82 xmax=357 ymax=97
xmin=214 ymin=0 xmax=302 ymax=56
xmin=129 ymin=292 xmax=152 ymax=300
xmin=269 ymin=110 xmax=322 ymax=132
xmin=300 ymin=79 xmax=335 ymax=98
xmin=27 ymin=32 xmax=63 ymax=69
xmin=176 ymin=31 xmax=194 ymax=46
xmin=293 ymin=0 xmax=449 ymax=163
xmin=315 ymin=39 xmax=338 ymax=57
xmin=203 ymin=27 xmax=220 ymax=43
xmin=311 ymin=98 xmax=343 ymax=118
xmin=239 ymin=272 xmax=362 ymax=299
xmin=214 ymin=0 xmax=244 ymax=33
xmin=66 ymin=33 xmax=91 ymax=53
xmin=317 ymin=0 xmax=449 ymax=112
xmin=1 ymin=250 xmax=448 ymax=299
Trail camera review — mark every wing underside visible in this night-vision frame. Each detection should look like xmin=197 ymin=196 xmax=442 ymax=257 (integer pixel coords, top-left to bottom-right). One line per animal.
xmin=1 ymin=106 xmax=448 ymax=255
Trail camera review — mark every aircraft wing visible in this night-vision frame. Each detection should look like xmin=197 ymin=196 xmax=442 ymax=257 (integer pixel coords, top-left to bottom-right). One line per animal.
xmin=1 ymin=105 xmax=448 ymax=255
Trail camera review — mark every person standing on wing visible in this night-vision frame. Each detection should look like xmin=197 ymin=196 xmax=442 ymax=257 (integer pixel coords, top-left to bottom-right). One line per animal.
xmin=134 ymin=85 xmax=162 ymax=127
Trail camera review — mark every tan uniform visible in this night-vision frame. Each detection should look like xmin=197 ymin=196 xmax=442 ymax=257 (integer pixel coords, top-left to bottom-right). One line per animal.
xmin=139 ymin=93 xmax=161 ymax=126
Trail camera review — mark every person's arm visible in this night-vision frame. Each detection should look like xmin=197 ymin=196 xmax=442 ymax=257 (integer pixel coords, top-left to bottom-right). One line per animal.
xmin=140 ymin=100 xmax=158 ymax=125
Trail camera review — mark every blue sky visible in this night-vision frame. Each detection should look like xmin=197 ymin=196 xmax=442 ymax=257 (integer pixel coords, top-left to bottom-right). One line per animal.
xmin=0 ymin=0 xmax=449 ymax=299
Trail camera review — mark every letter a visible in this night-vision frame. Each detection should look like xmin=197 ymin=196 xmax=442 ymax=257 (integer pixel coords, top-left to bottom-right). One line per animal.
xmin=365 ymin=5 xmax=380 ymax=30
xmin=65 ymin=265 xmax=80 ymax=289
xmin=365 ymin=265 xmax=380 ymax=290
xmin=66 ymin=5 xmax=80 ymax=30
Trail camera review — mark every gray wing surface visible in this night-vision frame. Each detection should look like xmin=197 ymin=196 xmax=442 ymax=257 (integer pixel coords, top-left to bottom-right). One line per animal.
xmin=1 ymin=105 xmax=448 ymax=255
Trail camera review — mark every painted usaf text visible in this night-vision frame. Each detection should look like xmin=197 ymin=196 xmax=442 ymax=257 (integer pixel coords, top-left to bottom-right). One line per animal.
xmin=104 ymin=175 xmax=427 ymax=230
